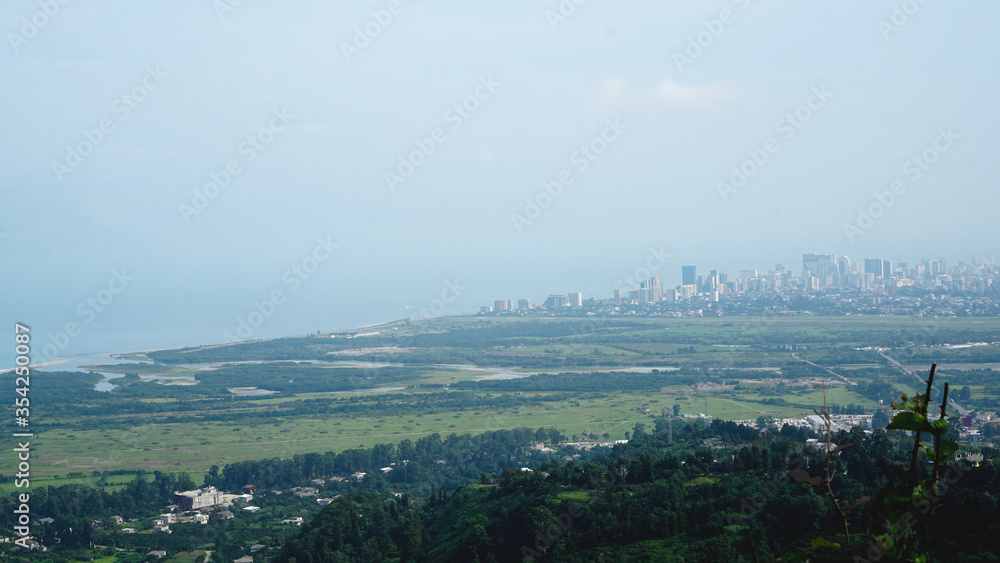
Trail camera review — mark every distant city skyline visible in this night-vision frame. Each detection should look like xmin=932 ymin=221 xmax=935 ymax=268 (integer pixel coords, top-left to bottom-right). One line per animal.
xmin=480 ymin=251 xmax=999 ymax=313
xmin=7 ymin=248 xmax=997 ymax=365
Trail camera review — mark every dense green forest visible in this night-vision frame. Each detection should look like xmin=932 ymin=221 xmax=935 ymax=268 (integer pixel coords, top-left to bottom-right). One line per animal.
xmin=3 ymin=416 xmax=997 ymax=562
xmin=277 ymin=422 xmax=1000 ymax=562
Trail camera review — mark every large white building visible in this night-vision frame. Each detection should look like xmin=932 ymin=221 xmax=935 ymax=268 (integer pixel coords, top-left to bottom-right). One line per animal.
xmin=174 ymin=486 xmax=226 ymax=510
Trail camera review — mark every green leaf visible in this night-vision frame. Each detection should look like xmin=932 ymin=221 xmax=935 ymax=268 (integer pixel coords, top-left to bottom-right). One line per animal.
xmin=930 ymin=418 xmax=949 ymax=435
xmin=810 ymin=537 xmax=841 ymax=550
xmin=890 ymin=393 xmax=923 ymax=411
xmin=938 ymin=439 xmax=959 ymax=459
xmin=887 ymin=412 xmax=933 ymax=432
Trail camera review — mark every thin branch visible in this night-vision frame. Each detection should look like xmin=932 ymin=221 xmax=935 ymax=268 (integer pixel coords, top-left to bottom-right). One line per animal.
xmin=933 ymin=381 xmax=949 ymax=483
xmin=908 ymin=363 xmax=937 ymax=476
xmin=820 ymin=383 xmax=853 ymax=553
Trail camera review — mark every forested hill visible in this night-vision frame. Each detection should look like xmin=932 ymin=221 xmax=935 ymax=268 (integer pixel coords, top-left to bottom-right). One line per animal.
xmin=277 ymin=422 xmax=1000 ymax=563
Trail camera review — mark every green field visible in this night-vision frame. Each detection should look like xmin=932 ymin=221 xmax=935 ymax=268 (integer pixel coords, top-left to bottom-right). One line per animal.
xmin=7 ymin=314 xmax=999 ymax=482
xmin=16 ymin=383 xmax=882 ymax=479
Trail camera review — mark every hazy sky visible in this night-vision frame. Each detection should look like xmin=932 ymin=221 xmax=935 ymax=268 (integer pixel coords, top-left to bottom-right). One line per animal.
xmin=2 ymin=1 xmax=998 ymax=361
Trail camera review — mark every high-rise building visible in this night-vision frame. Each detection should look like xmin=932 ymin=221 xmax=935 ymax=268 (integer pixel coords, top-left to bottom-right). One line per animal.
xmin=568 ymin=292 xmax=583 ymax=307
xmin=543 ymin=294 xmax=569 ymax=308
xmin=682 ymin=265 xmax=697 ymax=286
xmin=864 ymin=258 xmax=892 ymax=279
xmin=650 ymin=276 xmax=662 ymax=302
xmin=679 ymin=284 xmax=697 ymax=300
xmin=494 ymin=299 xmax=512 ymax=312
xmin=803 ymin=253 xmax=838 ymax=286
xmin=517 ymin=298 xmax=534 ymax=310
xmin=864 ymin=258 xmax=880 ymax=277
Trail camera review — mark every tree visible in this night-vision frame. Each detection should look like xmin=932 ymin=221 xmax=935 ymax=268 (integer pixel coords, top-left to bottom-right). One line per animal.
xmin=177 ymin=472 xmax=196 ymax=492
xmin=958 ymin=385 xmax=972 ymax=401
xmin=871 ymin=409 xmax=890 ymax=430
xmin=400 ymin=517 xmax=423 ymax=562
xmin=673 ymin=404 xmax=682 ymax=417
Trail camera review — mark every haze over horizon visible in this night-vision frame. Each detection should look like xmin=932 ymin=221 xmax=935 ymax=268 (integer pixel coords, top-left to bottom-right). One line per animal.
xmin=2 ymin=1 xmax=998 ymax=363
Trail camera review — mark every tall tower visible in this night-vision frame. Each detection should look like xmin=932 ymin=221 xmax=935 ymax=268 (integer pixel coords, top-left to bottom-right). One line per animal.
xmin=682 ymin=265 xmax=697 ymax=286
xmin=650 ymin=276 xmax=662 ymax=302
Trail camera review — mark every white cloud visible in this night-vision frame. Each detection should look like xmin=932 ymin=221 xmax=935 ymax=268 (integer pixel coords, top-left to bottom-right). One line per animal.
xmin=596 ymin=77 xmax=740 ymax=113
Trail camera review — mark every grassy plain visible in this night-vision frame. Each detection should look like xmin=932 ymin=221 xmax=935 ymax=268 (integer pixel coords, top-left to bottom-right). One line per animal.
xmin=8 ymin=315 xmax=999 ymax=485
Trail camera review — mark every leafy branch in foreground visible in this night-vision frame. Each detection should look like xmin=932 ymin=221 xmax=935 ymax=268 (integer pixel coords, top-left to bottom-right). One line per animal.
xmin=869 ymin=362 xmax=959 ymax=562
xmin=782 ymin=383 xmax=869 ymax=561
xmin=781 ymin=364 xmax=959 ymax=562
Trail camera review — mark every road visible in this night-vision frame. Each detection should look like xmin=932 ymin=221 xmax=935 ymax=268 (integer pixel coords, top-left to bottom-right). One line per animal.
xmin=791 ymin=353 xmax=857 ymax=386
xmin=878 ymin=350 xmax=968 ymax=416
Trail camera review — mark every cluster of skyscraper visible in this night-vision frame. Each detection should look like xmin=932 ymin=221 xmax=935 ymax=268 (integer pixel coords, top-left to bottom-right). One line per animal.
xmin=799 ymin=253 xmax=953 ymax=290
xmin=481 ymin=253 xmax=994 ymax=313
xmin=801 ymin=253 xmax=894 ymax=290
